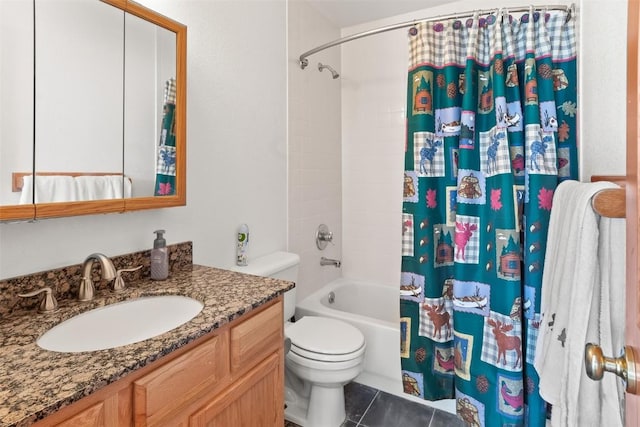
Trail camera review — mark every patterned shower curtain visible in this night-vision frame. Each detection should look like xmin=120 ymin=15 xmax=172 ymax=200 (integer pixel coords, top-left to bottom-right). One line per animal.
xmin=154 ymin=77 xmax=177 ymax=196
xmin=400 ymin=8 xmax=577 ymax=426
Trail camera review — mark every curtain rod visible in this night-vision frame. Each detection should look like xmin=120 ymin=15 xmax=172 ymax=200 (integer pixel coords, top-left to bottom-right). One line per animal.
xmin=299 ymin=3 xmax=574 ymax=69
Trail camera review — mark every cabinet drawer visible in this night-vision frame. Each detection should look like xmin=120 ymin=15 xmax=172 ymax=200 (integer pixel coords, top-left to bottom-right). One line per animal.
xmin=133 ymin=332 xmax=229 ymax=426
xmin=230 ymin=301 xmax=282 ymax=373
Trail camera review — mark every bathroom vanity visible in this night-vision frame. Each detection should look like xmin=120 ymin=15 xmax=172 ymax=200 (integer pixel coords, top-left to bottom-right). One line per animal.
xmin=0 ymin=259 xmax=292 ymax=426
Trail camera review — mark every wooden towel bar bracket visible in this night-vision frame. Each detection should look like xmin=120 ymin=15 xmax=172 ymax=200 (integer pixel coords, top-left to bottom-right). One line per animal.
xmin=591 ymin=175 xmax=626 ymax=218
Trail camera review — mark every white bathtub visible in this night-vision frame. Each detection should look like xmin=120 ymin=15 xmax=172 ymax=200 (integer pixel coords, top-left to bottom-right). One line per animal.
xmin=295 ymin=278 xmax=456 ymax=414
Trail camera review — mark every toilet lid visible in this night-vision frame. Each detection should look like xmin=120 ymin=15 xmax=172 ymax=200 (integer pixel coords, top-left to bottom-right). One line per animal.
xmin=285 ymin=316 xmax=365 ymax=357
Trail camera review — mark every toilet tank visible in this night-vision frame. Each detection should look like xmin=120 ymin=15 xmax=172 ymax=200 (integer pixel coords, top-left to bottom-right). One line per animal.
xmin=229 ymin=251 xmax=299 ymax=320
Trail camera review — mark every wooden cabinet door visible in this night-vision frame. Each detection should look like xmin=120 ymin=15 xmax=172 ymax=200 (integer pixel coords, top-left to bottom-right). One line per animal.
xmin=34 ymin=384 xmax=132 ymax=427
xmin=133 ymin=333 xmax=229 ymax=426
xmin=189 ymin=351 xmax=283 ymax=427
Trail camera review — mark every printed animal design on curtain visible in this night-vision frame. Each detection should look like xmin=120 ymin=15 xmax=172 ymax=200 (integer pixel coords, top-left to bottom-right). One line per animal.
xmin=160 ymin=149 xmax=176 ymax=169
xmin=436 ymin=349 xmax=455 ymax=371
xmin=486 ymin=131 xmax=505 ymax=173
xmin=500 ymin=381 xmax=524 ymax=411
xmin=524 ymin=60 xmax=538 ymax=103
xmin=488 ymin=319 xmax=522 ymax=368
xmin=497 ymin=105 xmax=520 ymax=127
xmin=402 ymin=372 xmax=421 ymax=396
xmin=511 ymin=153 xmax=525 ymax=173
xmin=403 ymin=218 xmax=413 ymax=234
xmin=505 ymin=64 xmax=519 ymax=87
xmin=454 ymin=340 xmax=465 ymax=373
xmin=552 ymin=69 xmax=569 ymax=90
xmin=458 ymin=174 xmax=482 ymax=199
xmin=404 ymin=173 xmax=416 ymax=197
xmin=543 ymin=111 xmax=558 ymax=130
xmin=420 ymin=138 xmax=442 ymax=174
xmin=457 ymin=398 xmax=481 ymax=427
xmin=423 ymin=303 xmax=451 ymax=339
xmin=438 ymin=117 xmax=461 ymax=133
xmin=530 ymin=134 xmax=553 ymax=171
xmin=455 ymin=221 xmax=477 ymax=260
xmin=442 ymin=279 xmax=454 ymax=299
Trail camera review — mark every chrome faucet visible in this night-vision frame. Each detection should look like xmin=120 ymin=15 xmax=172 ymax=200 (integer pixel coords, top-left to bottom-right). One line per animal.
xmin=78 ymin=253 xmax=117 ymax=301
xmin=320 ymin=257 xmax=341 ymax=268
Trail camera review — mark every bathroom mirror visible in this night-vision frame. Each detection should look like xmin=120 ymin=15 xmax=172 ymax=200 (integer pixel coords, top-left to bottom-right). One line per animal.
xmin=124 ymin=11 xmax=177 ymax=199
xmin=0 ymin=0 xmax=186 ymax=220
xmin=0 ymin=0 xmax=35 ymax=220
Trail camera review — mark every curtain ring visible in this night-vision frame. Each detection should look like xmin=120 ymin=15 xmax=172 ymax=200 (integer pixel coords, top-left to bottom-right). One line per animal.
xmin=503 ymin=8 xmax=512 ymax=24
xmin=565 ymin=3 xmax=575 ymax=24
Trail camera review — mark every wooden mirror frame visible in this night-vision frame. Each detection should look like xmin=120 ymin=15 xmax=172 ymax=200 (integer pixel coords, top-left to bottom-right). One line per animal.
xmin=0 ymin=0 xmax=186 ymax=221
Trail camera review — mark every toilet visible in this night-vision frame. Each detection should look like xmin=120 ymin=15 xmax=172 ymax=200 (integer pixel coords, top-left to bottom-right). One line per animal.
xmin=230 ymin=251 xmax=366 ymax=427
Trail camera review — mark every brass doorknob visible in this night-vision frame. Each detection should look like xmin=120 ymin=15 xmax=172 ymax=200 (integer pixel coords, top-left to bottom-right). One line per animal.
xmin=585 ymin=343 xmax=638 ymax=394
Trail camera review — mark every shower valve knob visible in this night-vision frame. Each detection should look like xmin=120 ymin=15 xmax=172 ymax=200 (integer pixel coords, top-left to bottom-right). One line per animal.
xmin=316 ymin=224 xmax=334 ymax=250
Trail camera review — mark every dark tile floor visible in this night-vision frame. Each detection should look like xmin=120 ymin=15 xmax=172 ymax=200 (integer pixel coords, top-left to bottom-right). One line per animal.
xmin=285 ymin=382 xmax=465 ymax=427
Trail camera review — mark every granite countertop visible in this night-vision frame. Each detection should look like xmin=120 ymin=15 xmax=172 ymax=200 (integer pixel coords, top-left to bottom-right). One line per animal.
xmin=0 ymin=265 xmax=294 ymax=427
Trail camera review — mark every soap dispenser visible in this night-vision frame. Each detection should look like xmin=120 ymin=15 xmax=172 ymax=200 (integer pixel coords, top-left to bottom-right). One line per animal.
xmin=151 ymin=230 xmax=169 ymax=280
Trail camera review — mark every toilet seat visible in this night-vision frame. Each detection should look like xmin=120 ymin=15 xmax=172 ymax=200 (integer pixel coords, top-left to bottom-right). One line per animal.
xmin=287 ymin=346 xmax=365 ymax=371
xmin=285 ymin=316 xmax=365 ymax=362
xmin=290 ymin=341 xmax=366 ymax=362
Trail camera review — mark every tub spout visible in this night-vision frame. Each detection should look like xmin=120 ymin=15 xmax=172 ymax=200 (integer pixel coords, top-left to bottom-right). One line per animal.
xmin=320 ymin=257 xmax=341 ymax=268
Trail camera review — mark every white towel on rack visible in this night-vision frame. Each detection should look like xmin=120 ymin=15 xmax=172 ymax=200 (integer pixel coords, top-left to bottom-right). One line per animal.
xmin=19 ymin=175 xmax=78 ymax=203
xmin=74 ymin=175 xmax=131 ymax=200
xmin=18 ymin=176 xmax=33 ymax=204
xmin=534 ymin=180 xmax=624 ymax=427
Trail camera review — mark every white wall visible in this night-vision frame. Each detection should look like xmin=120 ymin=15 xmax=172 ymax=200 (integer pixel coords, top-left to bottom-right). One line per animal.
xmin=578 ymin=0 xmax=627 ymax=180
xmin=339 ymin=0 xmax=627 ymax=287
xmin=0 ymin=0 xmax=288 ymax=280
xmin=288 ymin=0 xmax=343 ymax=302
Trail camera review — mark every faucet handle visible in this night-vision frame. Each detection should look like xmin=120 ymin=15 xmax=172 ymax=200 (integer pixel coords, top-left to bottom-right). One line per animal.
xmin=78 ymin=277 xmax=95 ymax=302
xmin=316 ymin=224 xmax=334 ymax=250
xmin=18 ymin=287 xmax=59 ymax=313
xmin=113 ymin=265 xmax=143 ymax=292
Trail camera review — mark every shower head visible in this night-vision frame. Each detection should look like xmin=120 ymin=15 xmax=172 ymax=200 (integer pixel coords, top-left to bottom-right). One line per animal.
xmin=318 ymin=62 xmax=340 ymax=79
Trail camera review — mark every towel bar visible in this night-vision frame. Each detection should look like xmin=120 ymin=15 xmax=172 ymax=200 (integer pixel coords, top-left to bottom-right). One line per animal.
xmin=590 ymin=175 xmax=625 ymax=218
xmin=591 ymin=188 xmax=625 ymax=218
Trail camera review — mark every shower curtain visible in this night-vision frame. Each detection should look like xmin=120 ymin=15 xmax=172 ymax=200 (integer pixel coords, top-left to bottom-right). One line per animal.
xmin=154 ymin=77 xmax=177 ymax=196
xmin=400 ymin=8 xmax=577 ymax=426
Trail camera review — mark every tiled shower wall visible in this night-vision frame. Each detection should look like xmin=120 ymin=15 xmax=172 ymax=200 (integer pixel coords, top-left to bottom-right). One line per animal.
xmin=287 ymin=1 xmax=342 ymax=302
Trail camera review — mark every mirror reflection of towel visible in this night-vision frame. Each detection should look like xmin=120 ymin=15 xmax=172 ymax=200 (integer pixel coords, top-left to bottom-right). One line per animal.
xmin=75 ymin=176 xmax=131 ymax=200
xmin=19 ymin=175 xmax=77 ymax=204
xmin=18 ymin=175 xmax=132 ymax=204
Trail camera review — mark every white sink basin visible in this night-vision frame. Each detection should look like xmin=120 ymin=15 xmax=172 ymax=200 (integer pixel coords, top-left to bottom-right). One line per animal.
xmin=37 ymin=295 xmax=204 ymax=352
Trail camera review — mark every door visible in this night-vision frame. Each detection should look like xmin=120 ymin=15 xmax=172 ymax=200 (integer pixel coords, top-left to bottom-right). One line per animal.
xmin=627 ymin=0 xmax=640 ymax=424
xmin=593 ymin=0 xmax=640 ymax=422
